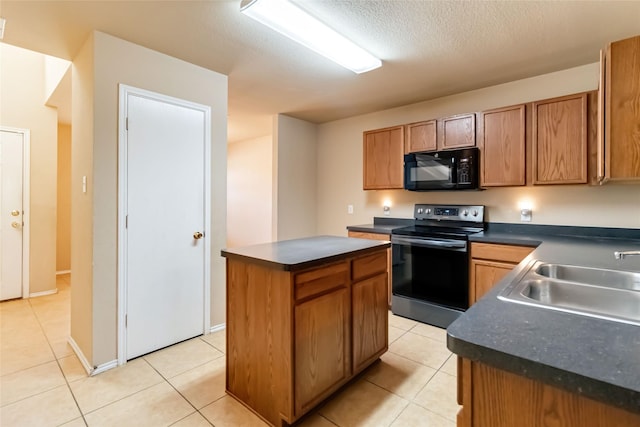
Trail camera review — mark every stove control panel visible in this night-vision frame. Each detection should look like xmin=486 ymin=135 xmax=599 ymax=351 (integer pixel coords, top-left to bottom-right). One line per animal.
xmin=414 ymin=204 xmax=484 ymax=223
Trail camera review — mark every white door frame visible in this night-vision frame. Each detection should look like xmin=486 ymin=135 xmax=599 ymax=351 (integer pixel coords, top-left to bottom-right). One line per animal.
xmin=117 ymin=85 xmax=211 ymax=365
xmin=0 ymin=126 xmax=31 ymax=298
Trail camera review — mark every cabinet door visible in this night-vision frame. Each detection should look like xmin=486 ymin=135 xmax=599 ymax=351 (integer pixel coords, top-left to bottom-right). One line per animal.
xmin=479 ymin=105 xmax=526 ymax=186
xmin=406 ymin=120 xmax=437 ymax=153
xmin=363 ymin=126 xmax=404 ymax=190
xmin=470 ymin=259 xmax=516 ymax=304
xmin=352 ymin=273 xmax=388 ymax=373
xmin=295 ymin=287 xmax=350 ymax=416
xmin=532 ymin=93 xmax=588 ymax=184
xmin=604 ymin=35 xmax=640 ymax=181
xmin=440 ymin=113 xmax=476 ymax=150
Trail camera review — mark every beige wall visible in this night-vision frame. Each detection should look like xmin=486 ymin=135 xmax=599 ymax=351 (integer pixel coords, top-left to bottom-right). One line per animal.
xmin=57 ymin=123 xmax=71 ymax=272
xmin=317 ymin=63 xmax=640 ymax=236
xmin=71 ymin=31 xmax=228 ymax=367
xmin=71 ymin=33 xmax=95 ymax=363
xmin=273 ymin=114 xmax=318 ymax=240
xmin=227 ymin=135 xmax=273 ymax=247
xmin=0 ymin=43 xmax=58 ymax=295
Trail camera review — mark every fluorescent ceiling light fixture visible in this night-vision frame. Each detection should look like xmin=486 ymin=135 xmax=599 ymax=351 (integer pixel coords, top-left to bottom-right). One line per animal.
xmin=240 ymin=0 xmax=382 ymax=74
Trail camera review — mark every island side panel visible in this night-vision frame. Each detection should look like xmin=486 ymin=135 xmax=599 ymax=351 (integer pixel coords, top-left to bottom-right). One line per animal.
xmin=226 ymin=258 xmax=294 ymax=426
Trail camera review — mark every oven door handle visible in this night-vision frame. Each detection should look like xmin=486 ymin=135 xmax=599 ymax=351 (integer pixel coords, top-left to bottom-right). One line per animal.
xmin=391 ymin=235 xmax=467 ymax=250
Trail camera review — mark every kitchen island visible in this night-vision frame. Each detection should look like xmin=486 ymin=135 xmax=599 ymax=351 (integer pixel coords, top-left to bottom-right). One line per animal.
xmin=221 ymin=236 xmax=390 ymax=427
xmin=448 ymin=230 xmax=640 ymax=426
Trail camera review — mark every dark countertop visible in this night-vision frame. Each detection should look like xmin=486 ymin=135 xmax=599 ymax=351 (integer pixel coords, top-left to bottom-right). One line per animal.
xmin=221 ymin=235 xmax=390 ymax=271
xmin=346 ymin=217 xmax=413 ymax=235
xmin=346 ymin=224 xmax=405 ymax=234
xmin=448 ymin=228 xmax=640 ymax=414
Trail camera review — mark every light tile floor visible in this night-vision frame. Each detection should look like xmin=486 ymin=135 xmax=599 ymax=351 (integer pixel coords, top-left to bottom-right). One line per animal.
xmin=0 ymin=275 xmax=459 ymax=426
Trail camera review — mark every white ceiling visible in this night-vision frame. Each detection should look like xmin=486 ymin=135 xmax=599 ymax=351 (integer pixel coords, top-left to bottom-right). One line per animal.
xmin=1 ymin=0 xmax=640 ymax=143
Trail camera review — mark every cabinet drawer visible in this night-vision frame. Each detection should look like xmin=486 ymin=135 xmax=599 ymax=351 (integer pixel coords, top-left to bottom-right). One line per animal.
xmin=348 ymin=231 xmax=390 ymax=241
xmin=295 ymin=262 xmax=349 ymax=301
xmin=351 ymin=251 xmax=387 ymax=282
xmin=471 ymin=242 xmax=535 ymax=264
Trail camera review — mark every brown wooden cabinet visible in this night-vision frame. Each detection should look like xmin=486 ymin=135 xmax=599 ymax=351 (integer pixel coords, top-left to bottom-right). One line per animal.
xmin=226 ymin=248 xmax=389 ymax=426
xmin=294 ymin=286 xmax=350 ymax=415
xmin=363 ymin=126 xmax=404 ymax=189
xmin=532 ymin=93 xmax=588 ymax=184
xmin=457 ymin=358 xmax=640 ymax=427
xmin=348 ymin=230 xmax=392 ymax=306
xmin=478 ymin=105 xmax=526 ymax=186
xmin=469 ymin=242 xmax=534 ymax=304
xmin=405 ymin=120 xmax=437 ymax=153
xmin=440 ymin=113 xmax=476 ymax=150
xmin=599 ymin=34 xmax=640 ymax=182
xmin=351 ymin=270 xmax=388 ymax=373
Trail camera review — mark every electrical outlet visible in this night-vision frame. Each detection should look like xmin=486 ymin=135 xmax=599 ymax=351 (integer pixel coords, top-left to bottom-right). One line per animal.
xmin=347 ymin=204 xmax=354 ymax=214
xmin=383 ymin=206 xmax=391 ymax=216
xmin=520 ymin=208 xmax=532 ymax=222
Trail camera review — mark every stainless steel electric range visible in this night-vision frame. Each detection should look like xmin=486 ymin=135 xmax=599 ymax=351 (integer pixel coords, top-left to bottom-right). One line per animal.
xmin=391 ymin=204 xmax=485 ymax=328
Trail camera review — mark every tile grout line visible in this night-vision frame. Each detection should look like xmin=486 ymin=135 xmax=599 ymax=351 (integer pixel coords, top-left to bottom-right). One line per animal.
xmin=26 ymin=296 xmax=88 ymax=427
xmin=140 ymin=356 xmax=210 ymax=424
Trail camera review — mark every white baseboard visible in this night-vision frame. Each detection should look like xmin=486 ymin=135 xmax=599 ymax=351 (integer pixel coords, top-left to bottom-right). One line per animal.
xmin=29 ymin=289 xmax=58 ymax=298
xmin=68 ymin=336 xmax=117 ymax=376
xmin=210 ymin=323 xmax=225 ymax=334
xmin=92 ymin=359 xmax=118 ymax=376
xmin=56 ymin=270 xmax=71 ymax=275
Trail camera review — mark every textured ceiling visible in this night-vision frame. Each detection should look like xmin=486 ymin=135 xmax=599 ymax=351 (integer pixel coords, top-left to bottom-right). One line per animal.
xmin=1 ymin=0 xmax=640 ymax=142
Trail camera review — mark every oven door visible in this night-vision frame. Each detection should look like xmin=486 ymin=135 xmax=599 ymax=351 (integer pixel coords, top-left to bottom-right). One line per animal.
xmin=391 ymin=235 xmax=469 ymax=310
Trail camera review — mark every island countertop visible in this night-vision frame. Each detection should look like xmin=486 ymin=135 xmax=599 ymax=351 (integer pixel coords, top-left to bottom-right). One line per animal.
xmin=221 ymin=235 xmax=390 ymax=271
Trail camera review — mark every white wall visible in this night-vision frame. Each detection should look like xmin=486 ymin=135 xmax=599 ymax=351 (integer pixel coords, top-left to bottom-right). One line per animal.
xmin=71 ymin=31 xmax=228 ymax=367
xmin=317 ymin=63 xmax=640 ymax=236
xmin=273 ymin=114 xmax=318 ymax=240
xmin=227 ymin=135 xmax=273 ymax=247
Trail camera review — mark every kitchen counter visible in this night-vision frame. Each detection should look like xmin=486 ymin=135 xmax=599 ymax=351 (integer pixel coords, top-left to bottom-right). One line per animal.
xmin=221 ymin=235 xmax=390 ymax=271
xmin=448 ymin=228 xmax=640 ymax=414
xmin=345 ymin=216 xmax=413 ymax=235
xmin=222 ymin=235 xmax=390 ymax=426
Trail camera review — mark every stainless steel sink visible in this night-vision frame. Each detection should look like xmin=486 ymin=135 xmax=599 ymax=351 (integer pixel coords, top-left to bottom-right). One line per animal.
xmin=535 ymin=263 xmax=640 ymax=291
xmin=499 ymin=262 xmax=640 ymax=326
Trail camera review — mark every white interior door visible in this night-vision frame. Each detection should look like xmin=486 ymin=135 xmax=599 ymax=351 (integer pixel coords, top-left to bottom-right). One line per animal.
xmin=0 ymin=130 xmax=24 ymax=301
xmin=124 ymin=89 xmax=208 ymax=360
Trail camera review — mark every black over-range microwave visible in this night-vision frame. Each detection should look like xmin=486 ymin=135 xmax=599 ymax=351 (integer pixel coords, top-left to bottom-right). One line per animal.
xmin=404 ymin=147 xmax=480 ymax=191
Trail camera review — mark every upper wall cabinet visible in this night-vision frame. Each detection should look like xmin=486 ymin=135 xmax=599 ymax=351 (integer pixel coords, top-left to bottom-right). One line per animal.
xmin=405 ymin=120 xmax=437 ymax=153
xmin=440 ymin=113 xmax=476 ymax=150
xmin=532 ymin=93 xmax=588 ymax=184
xmin=478 ymin=105 xmax=526 ymax=187
xmin=599 ymin=34 xmax=640 ymax=182
xmin=363 ymin=125 xmax=404 ymax=190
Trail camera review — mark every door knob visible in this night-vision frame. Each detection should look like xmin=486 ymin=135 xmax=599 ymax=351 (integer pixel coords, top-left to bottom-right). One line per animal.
xmin=11 ymin=221 xmax=20 ymax=229
xmin=193 ymin=231 xmax=204 ymax=240
xmin=11 ymin=210 xmax=19 ymax=217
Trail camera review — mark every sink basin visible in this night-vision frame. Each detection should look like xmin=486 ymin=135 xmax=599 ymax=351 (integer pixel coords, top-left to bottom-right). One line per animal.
xmin=536 ymin=263 xmax=640 ymax=291
xmin=499 ymin=262 xmax=640 ymax=326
